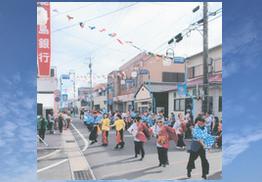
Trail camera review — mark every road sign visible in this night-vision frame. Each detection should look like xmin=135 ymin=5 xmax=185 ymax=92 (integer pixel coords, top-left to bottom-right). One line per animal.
xmin=131 ymin=72 xmax=137 ymax=78
xmin=62 ymin=75 xmax=70 ymax=79
xmin=54 ymin=96 xmax=61 ymax=102
xmin=139 ymin=70 xmax=148 ymax=75
xmin=54 ymin=89 xmax=61 ymax=96
xmin=126 ymin=79 xmax=133 ymax=83
xmin=173 ymin=57 xmax=185 ymax=64
xmin=121 ymin=80 xmax=125 ymax=85
xmin=62 ymin=94 xmax=68 ymax=101
xmin=177 ymin=84 xmax=187 ymax=97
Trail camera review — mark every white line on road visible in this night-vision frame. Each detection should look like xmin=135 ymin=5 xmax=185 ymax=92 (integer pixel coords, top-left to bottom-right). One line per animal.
xmin=71 ymin=123 xmax=89 ymax=151
xmin=37 ymin=149 xmax=61 ymax=161
xmin=37 ymin=159 xmax=68 ymax=173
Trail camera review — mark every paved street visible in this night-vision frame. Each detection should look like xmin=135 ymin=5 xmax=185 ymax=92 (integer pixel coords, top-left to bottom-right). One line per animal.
xmin=37 ymin=115 xmax=222 ymax=180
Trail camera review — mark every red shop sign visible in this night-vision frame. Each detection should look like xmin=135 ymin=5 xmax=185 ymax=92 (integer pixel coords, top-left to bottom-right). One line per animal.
xmin=37 ymin=2 xmax=51 ymax=76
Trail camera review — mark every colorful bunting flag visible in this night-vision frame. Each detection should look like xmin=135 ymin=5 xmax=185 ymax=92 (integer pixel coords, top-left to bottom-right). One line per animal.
xmin=117 ymin=39 xmax=124 ymax=45
xmin=102 ymin=75 xmax=106 ymax=79
xmin=67 ymin=15 xmax=74 ymax=21
xmin=79 ymin=22 xmax=85 ymax=28
xmin=125 ymin=41 xmax=133 ymax=44
xmin=99 ymin=28 xmax=106 ymax=32
xmin=140 ymin=61 xmax=144 ymax=67
xmin=53 ymin=9 xmax=59 ymax=13
xmin=89 ymin=26 xmax=96 ymax=30
xmin=109 ymin=33 xmax=117 ymax=37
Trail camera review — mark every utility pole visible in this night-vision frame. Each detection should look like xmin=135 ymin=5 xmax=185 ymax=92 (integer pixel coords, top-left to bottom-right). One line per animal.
xmin=89 ymin=57 xmax=93 ymax=111
xmin=202 ymin=2 xmax=209 ymax=113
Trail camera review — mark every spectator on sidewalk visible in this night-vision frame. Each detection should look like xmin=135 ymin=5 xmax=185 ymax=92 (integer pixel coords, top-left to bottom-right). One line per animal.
xmin=37 ymin=115 xmax=48 ymax=142
xmin=58 ymin=113 xmax=65 ymax=133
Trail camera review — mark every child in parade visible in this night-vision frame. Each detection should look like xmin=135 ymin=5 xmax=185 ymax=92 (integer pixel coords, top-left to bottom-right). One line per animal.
xmin=101 ymin=113 xmax=110 ymax=146
xmin=173 ymin=113 xmax=188 ymax=149
xmin=128 ymin=116 xmax=152 ymax=160
xmin=156 ymin=118 xmax=178 ymax=167
xmin=108 ymin=114 xmax=125 ymax=149
xmin=89 ymin=111 xmax=102 ymax=145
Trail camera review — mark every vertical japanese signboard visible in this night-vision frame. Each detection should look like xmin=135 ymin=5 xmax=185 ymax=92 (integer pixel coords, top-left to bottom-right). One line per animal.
xmin=37 ymin=2 xmax=51 ymax=76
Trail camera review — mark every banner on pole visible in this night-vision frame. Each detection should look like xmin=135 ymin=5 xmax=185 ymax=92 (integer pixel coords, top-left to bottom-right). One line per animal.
xmin=37 ymin=2 xmax=51 ymax=76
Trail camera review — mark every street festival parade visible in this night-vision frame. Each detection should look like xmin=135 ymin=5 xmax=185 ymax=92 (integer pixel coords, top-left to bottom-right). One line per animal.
xmin=37 ymin=2 xmax=222 ymax=180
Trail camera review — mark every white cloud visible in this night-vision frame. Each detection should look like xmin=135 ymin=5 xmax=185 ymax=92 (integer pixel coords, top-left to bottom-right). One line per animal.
xmin=223 ymin=126 xmax=262 ymax=166
xmin=0 ymin=138 xmax=6 ymax=147
xmin=2 ymin=121 xmax=18 ymax=138
xmin=13 ymin=72 xmax=21 ymax=82
xmin=20 ymin=97 xmax=36 ymax=110
xmin=222 ymin=61 xmax=240 ymax=78
xmin=2 ymin=77 xmax=12 ymax=86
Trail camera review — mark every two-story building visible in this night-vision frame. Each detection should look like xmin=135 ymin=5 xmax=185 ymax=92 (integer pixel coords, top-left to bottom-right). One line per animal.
xmin=93 ymin=83 xmax=107 ymax=110
xmin=37 ymin=66 xmax=58 ymax=117
xmin=108 ymin=52 xmax=185 ymax=114
xmin=164 ymin=44 xmax=222 ymax=121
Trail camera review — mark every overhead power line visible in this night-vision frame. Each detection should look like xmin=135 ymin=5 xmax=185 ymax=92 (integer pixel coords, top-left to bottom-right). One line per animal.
xmin=51 ymin=2 xmax=97 ymax=17
xmin=52 ymin=2 xmax=139 ymax=33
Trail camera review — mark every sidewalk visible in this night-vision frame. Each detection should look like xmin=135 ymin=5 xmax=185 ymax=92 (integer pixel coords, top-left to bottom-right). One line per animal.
xmin=37 ymin=121 xmax=95 ymax=180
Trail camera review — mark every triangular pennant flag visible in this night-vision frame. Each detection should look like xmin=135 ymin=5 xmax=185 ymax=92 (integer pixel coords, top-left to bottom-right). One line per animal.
xmin=89 ymin=26 xmax=96 ymax=30
xmin=140 ymin=61 xmax=144 ymax=67
xmin=67 ymin=15 xmax=73 ymax=21
xmin=53 ymin=9 xmax=59 ymax=13
xmin=79 ymin=22 xmax=85 ymax=28
xmin=99 ymin=28 xmax=106 ymax=32
xmin=117 ymin=39 xmax=124 ymax=45
xmin=102 ymin=75 xmax=106 ymax=79
xmin=125 ymin=41 xmax=133 ymax=44
xmin=109 ymin=33 xmax=117 ymax=37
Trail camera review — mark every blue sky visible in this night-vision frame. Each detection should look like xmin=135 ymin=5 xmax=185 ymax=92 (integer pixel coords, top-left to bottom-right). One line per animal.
xmin=0 ymin=0 xmax=262 ymax=182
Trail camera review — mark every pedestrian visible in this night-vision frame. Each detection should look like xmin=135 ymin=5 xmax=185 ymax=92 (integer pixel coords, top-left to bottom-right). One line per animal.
xmin=216 ymin=119 xmax=222 ymax=148
xmin=151 ymin=113 xmax=156 ymax=125
xmin=185 ymin=115 xmax=193 ymax=139
xmin=128 ymin=116 xmax=152 ymax=160
xmin=169 ymin=112 xmax=176 ymax=127
xmin=141 ymin=110 xmax=152 ymax=140
xmin=130 ymin=109 xmax=137 ymax=125
xmin=186 ymin=117 xmax=219 ymax=180
xmin=108 ymin=114 xmax=125 ymax=149
xmin=156 ymin=118 xmax=178 ymax=167
xmin=211 ymin=116 xmax=219 ymax=136
xmin=173 ymin=113 xmax=187 ymax=149
xmin=157 ymin=110 xmax=170 ymax=126
xmin=37 ymin=115 xmax=48 ymax=142
xmin=89 ymin=111 xmax=102 ymax=145
xmin=101 ymin=113 xmax=110 ymax=146
xmin=126 ymin=111 xmax=131 ymax=129
xmin=58 ymin=113 xmax=65 ymax=133
xmin=47 ymin=113 xmax=55 ymax=134
xmin=63 ymin=112 xmax=68 ymax=130
xmin=205 ymin=111 xmax=212 ymax=134
xmin=66 ymin=115 xmax=71 ymax=129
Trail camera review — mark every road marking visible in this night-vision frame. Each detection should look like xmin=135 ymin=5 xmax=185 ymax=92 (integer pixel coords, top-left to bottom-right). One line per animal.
xmin=37 ymin=159 xmax=68 ymax=173
xmin=102 ymin=155 xmax=221 ymax=178
xmin=166 ymin=169 xmax=222 ymax=180
xmin=37 ymin=149 xmax=61 ymax=161
xmin=71 ymin=123 xmax=89 ymax=151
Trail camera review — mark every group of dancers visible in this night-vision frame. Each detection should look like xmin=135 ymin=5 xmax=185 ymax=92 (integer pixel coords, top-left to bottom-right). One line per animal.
xmin=82 ymin=109 xmax=221 ymax=180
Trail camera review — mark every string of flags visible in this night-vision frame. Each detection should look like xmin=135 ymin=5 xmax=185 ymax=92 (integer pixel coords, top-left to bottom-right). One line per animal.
xmin=51 ymin=6 xmax=171 ymax=62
